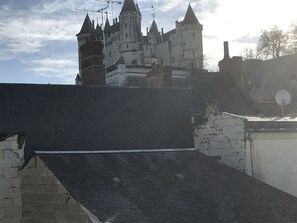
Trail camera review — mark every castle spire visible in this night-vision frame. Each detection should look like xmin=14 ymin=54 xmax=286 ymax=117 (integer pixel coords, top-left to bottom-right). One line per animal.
xmin=120 ymin=0 xmax=139 ymax=14
xmin=104 ymin=18 xmax=110 ymax=31
xmin=183 ymin=4 xmax=200 ymax=25
xmin=77 ymin=14 xmax=94 ymax=35
xmin=149 ymin=20 xmax=158 ymax=34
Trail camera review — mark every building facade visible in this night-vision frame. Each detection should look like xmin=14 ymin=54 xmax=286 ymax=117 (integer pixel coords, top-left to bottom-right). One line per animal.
xmin=76 ymin=0 xmax=203 ymax=86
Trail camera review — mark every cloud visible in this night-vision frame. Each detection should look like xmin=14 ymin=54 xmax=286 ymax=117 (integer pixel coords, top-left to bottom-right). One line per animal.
xmin=29 ymin=58 xmax=77 ymax=82
xmin=0 ymin=1 xmax=81 ymax=61
xmin=232 ymin=35 xmax=259 ymax=44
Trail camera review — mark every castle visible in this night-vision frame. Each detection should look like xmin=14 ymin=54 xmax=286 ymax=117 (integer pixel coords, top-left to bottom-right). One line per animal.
xmin=75 ymin=0 xmax=203 ymax=86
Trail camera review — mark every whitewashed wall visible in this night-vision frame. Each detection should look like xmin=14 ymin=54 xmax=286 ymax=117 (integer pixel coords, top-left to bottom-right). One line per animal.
xmin=193 ymin=113 xmax=247 ymax=172
xmin=0 ymin=134 xmax=24 ymax=223
xmin=248 ymin=132 xmax=297 ymax=197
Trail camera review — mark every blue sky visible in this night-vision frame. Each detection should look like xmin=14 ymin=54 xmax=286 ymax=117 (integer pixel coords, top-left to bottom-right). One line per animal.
xmin=0 ymin=0 xmax=297 ymax=84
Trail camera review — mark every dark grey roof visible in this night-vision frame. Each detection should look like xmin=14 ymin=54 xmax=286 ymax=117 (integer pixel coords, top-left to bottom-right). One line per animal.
xmin=77 ymin=14 xmax=94 ymax=35
xmin=183 ymin=4 xmax=199 ymax=25
xmin=75 ymin=74 xmax=81 ymax=81
xmin=149 ymin=20 xmax=158 ymax=34
xmin=105 ymin=22 xmax=120 ymax=35
xmin=163 ymin=29 xmax=176 ymax=41
xmin=135 ymin=3 xmax=140 ymax=13
xmin=191 ymin=71 xmax=258 ymax=115
xmin=104 ymin=18 xmax=110 ymax=31
xmin=95 ymin=24 xmax=103 ymax=38
xmin=0 ymin=84 xmax=193 ymax=159
xmin=120 ymin=0 xmax=138 ymax=14
xmin=37 ymin=150 xmax=297 ymax=223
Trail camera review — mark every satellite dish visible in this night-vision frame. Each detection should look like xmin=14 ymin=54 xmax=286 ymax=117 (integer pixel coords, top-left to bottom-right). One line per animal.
xmin=275 ymin=90 xmax=291 ymax=115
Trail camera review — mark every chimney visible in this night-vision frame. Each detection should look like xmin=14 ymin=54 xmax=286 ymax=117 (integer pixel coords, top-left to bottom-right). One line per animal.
xmin=115 ymin=17 xmax=118 ymax=23
xmin=223 ymin=41 xmax=230 ymax=59
xmin=146 ymin=27 xmax=148 ymax=36
xmin=92 ymin=20 xmax=95 ymax=29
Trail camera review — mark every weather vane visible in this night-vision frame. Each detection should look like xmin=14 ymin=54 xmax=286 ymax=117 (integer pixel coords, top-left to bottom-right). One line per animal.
xmin=151 ymin=5 xmax=156 ymax=20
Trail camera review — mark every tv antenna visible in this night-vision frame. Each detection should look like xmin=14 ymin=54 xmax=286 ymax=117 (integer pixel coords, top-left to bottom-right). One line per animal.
xmin=275 ymin=90 xmax=291 ymax=116
xmin=76 ymin=0 xmax=122 ymax=25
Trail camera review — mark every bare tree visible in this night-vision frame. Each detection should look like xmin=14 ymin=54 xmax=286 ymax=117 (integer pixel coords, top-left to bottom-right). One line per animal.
xmin=257 ymin=26 xmax=288 ymax=59
xmin=241 ymin=47 xmax=262 ymax=60
xmin=288 ymin=22 xmax=297 ymax=53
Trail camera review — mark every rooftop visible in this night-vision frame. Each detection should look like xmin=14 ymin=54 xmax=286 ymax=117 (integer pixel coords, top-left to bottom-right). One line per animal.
xmin=35 ymin=149 xmax=297 ymax=223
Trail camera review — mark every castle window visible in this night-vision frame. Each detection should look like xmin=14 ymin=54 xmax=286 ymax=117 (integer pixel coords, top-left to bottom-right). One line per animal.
xmin=193 ymin=51 xmax=195 ymax=57
xmin=109 ymin=51 xmax=111 ymax=58
xmin=193 ymin=33 xmax=195 ymax=39
xmin=127 ymin=44 xmax=129 ymax=48
xmin=125 ymin=23 xmax=127 ymax=28
xmin=126 ymin=33 xmax=128 ymax=38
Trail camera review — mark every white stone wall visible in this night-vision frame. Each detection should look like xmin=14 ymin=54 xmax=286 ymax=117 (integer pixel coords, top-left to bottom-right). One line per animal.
xmin=248 ymin=132 xmax=297 ymax=197
xmin=193 ymin=113 xmax=247 ymax=172
xmin=0 ymin=134 xmax=25 ymax=223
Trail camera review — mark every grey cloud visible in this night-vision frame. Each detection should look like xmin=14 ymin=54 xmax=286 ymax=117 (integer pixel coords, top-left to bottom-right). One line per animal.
xmin=232 ymin=35 xmax=259 ymax=44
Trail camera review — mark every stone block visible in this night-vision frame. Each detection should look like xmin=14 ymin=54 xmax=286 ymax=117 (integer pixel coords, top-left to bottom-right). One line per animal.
xmin=0 ymin=178 xmax=20 ymax=189
xmin=0 ymin=141 xmax=10 ymax=151
xmin=0 ymin=198 xmax=12 ymax=208
xmin=0 ymin=151 xmax=3 ymax=159
xmin=0 ymin=169 xmax=3 ymax=178
xmin=4 ymin=168 xmax=19 ymax=178
xmin=0 ymin=208 xmax=5 ymax=220
xmin=37 ymin=176 xmax=58 ymax=185
xmin=56 ymin=213 xmax=77 ymax=223
xmin=5 ymin=207 xmax=20 ymax=218
xmin=1 ymin=216 xmax=20 ymax=223
xmin=21 ymin=176 xmax=38 ymax=185
xmin=0 ymin=160 xmax=23 ymax=169
xmin=4 ymin=150 xmax=19 ymax=159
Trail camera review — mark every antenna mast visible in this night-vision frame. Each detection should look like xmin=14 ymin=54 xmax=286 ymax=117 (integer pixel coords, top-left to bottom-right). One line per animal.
xmin=151 ymin=5 xmax=156 ymax=20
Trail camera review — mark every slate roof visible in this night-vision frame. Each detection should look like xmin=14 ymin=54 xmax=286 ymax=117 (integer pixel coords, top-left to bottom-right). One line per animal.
xmin=37 ymin=150 xmax=297 ymax=223
xmin=95 ymin=24 xmax=103 ymax=38
xmin=191 ymin=71 xmax=258 ymax=115
xmin=120 ymin=0 xmax=138 ymax=14
xmin=77 ymin=14 xmax=94 ymax=35
xmin=149 ymin=20 xmax=158 ymax=34
xmin=183 ymin=4 xmax=200 ymax=25
xmin=104 ymin=18 xmax=110 ymax=31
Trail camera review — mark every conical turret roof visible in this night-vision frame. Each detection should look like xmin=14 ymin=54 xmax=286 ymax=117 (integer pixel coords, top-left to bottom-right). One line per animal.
xmin=104 ymin=18 xmax=110 ymax=31
xmin=120 ymin=0 xmax=139 ymax=14
xmin=183 ymin=4 xmax=199 ymax=25
xmin=149 ymin=20 xmax=158 ymax=34
xmin=95 ymin=24 xmax=103 ymax=38
xmin=77 ymin=14 xmax=94 ymax=35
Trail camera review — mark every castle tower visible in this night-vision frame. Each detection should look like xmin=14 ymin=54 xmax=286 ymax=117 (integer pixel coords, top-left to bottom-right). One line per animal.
xmin=79 ymin=34 xmax=106 ymax=86
xmin=176 ymin=4 xmax=203 ymax=69
xmin=77 ymin=14 xmax=95 ymax=70
xmin=119 ymin=0 xmax=143 ymax=65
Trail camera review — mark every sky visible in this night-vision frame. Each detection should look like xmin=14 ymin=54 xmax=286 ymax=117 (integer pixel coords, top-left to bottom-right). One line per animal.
xmin=0 ymin=0 xmax=297 ymax=84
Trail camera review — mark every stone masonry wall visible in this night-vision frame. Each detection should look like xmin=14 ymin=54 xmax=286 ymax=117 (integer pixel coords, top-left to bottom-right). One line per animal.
xmin=0 ymin=134 xmax=25 ymax=223
xmin=193 ymin=113 xmax=247 ymax=172
xmin=21 ymin=156 xmax=93 ymax=223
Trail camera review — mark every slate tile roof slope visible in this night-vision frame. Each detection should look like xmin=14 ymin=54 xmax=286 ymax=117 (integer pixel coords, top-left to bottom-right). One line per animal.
xmin=191 ymin=72 xmax=258 ymax=115
xmin=37 ymin=150 xmax=297 ymax=223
